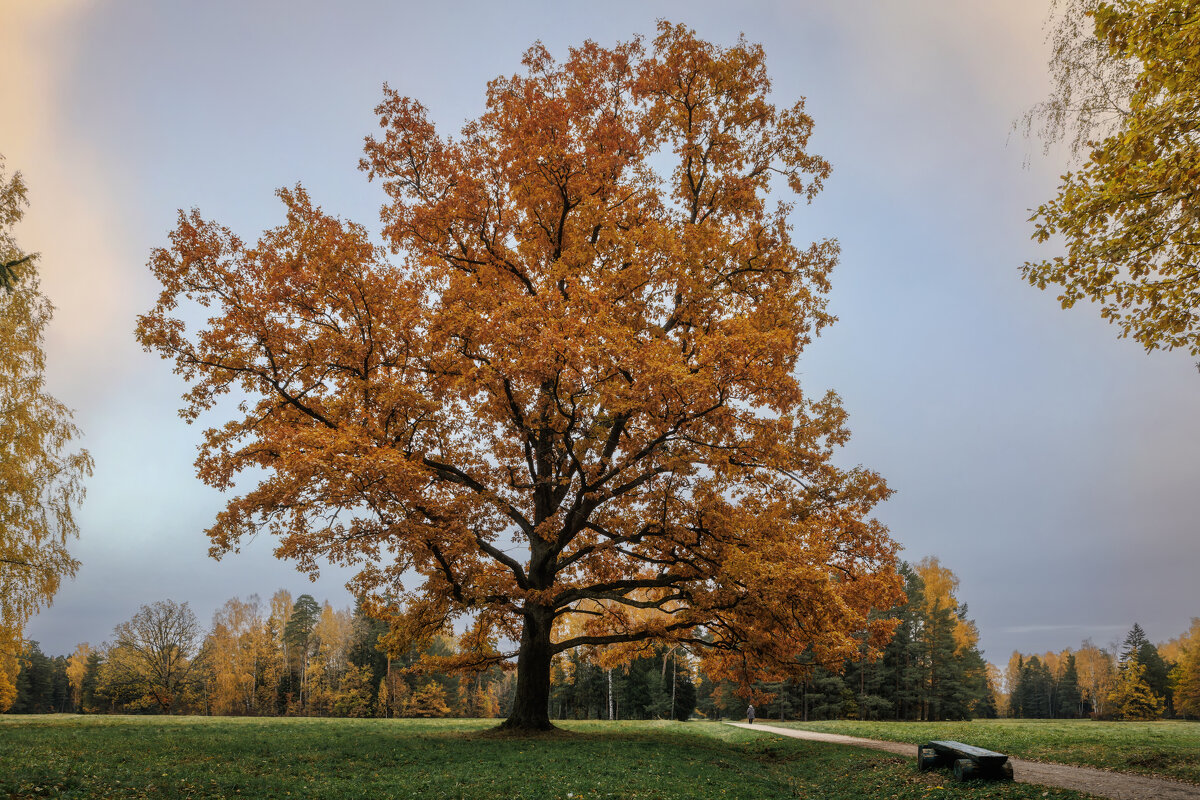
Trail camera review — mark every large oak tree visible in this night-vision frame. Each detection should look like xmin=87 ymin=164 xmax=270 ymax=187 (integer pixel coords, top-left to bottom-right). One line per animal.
xmin=137 ymin=23 xmax=902 ymax=730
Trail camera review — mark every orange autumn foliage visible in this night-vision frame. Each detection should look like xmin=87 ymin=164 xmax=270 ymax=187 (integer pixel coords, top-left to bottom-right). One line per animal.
xmin=914 ymin=556 xmax=980 ymax=655
xmin=136 ymin=22 xmax=902 ymax=729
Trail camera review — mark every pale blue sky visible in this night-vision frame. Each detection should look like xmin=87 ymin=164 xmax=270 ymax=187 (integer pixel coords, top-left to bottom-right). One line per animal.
xmin=3 ymin=0 xmax=1196 ymax=665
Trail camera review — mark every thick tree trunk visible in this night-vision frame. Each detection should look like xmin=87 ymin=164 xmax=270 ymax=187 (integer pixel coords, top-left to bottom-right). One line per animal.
xmin=501 ymin=606 xmax=555 ymax=731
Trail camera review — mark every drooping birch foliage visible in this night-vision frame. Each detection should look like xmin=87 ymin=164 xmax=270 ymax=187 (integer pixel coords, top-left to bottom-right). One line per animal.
xmin=0 ymin=156 xmax=93 ymax=710
xmin=1024 ymin=0 xmax=1200 ymax=355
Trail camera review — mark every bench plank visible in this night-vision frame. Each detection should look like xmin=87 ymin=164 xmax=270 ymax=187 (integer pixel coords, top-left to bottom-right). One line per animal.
xmin=927 ymin=740 xmax=1007 ymax=765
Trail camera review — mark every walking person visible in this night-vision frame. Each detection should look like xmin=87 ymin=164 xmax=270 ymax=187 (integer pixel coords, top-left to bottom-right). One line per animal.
xmin=747 ymin=703 xmax=755 ymax=724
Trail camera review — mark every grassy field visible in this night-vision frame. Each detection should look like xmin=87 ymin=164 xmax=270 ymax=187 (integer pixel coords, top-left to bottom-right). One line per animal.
xmin=0 ymin=715 xmax=1105 ymax=800
xmin=772 ymin=719 xmax=1200 ymax=784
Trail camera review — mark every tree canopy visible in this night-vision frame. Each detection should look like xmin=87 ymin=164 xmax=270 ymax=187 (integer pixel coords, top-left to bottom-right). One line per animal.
xmin=100 ymin=600 xmax=203 ymax=713
xmin=136 ymin=23 xmax=903 ymax=730
xmin=1023 ymin=0 xmax=1200 ymax=355
xmin=0 ymin=156 xmax=93 ymax=711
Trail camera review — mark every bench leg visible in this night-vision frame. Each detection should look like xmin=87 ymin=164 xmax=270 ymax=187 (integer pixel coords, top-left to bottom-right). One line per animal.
xmin=953 ymin=758 xmax=978 ymax=781
xmin=917 ymin=746 xmax=941 ymax=772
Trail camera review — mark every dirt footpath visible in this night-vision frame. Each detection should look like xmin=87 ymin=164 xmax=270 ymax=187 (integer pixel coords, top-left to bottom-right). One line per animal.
xmin=725 ymin=722 xmax=1200 ymax=800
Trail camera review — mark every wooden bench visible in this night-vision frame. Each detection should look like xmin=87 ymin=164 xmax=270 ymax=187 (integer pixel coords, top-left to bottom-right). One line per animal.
xmin=917 ymin=740 xmax=1013 ymax=781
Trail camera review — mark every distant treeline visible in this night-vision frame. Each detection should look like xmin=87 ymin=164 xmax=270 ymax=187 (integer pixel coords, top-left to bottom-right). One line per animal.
xmin=4 ymin=558 xmax=995 ymax=721
xmin=997 ymin=619 xmax=1200 ymax=720
xmin=10 ymin=593 xmax=510 ymax=718
xmin=8 ymin=563 xmax=1199 ymax=722
xmin=7 ymin=591 xmax=700 ymax=720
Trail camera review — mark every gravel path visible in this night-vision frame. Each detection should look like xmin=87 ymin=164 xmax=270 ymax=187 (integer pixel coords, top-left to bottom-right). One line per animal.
xmin=725 ymin=722 xmax=1200 ymax=800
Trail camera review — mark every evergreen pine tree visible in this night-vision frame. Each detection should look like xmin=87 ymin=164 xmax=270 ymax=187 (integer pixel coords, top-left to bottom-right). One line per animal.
xmin=50 ymin=656 xmax=70 ymax=712
xmin=924 ymin=602 xmax=963 ymax=720
xmin=972 ymin=678 xmax=999 ymax=719
xmin=876 ymin=564 xmax=925 ymax=720
xmin=1121 ymin=623 xmax=1151 ymax=664
xmin=1009 ymin=654 xmax=1026 ymax=717
xmin=345 ymin=599 xmax=389 ymax=708
xmin=282 ymin=594 xmax=321 ymax=711
xmin=11 ymin=642 xmax=54 ymax=713
xmin=669 ymin=664 xmax=697 ymax=721
xmin=1057 ymin=653 xmax=1083 ymax=718
xmin=79 ymin=651 xmax=102 ymax=713
xmin=958 ymin=643 xmax=994 ymax=719
xmin=805 ymin=667 xmax=848 ymax=719
xmin=1135 ymin=642 xmax=1171 ymax=716
xmin=576 ymin=655 xmax=608 ymax=719
xmin=1016 ymin=657 xmax=1054 ymax=718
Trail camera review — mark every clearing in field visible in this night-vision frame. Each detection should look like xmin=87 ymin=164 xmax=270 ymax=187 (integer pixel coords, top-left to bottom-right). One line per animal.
xmin=0 ymin=716 xmax=1106 ymax=800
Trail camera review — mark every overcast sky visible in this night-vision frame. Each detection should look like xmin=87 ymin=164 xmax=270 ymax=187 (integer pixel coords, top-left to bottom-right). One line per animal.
xmin=3 ymin=0 xmax=1197 ymax=666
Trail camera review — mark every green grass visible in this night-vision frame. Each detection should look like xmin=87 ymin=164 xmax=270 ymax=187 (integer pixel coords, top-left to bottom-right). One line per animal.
xmin=0 ymin=715 xmax=1104 ymax=799
xmin=770 ymin=718 xmax=1200 ymax=784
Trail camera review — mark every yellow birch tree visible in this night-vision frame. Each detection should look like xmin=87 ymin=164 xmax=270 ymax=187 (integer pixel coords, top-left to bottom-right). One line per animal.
xmin=207 ymin=595 xmax=265 ymax=715
xmin=1023 ymin=0 xmax=1200 ymax=355
xmin=0 ymin=156 xmax=93 ymax=710
xmin=1169 ymin=618 xmax=1200 ymax=718
xmin=1075 ymin=639 xmax=1117 ymax=716
xmin=65 ymin=641 xmax=92 ymax=711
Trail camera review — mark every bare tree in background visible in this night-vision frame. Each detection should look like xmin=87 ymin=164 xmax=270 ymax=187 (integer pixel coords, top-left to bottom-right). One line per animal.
xmin=100 ymin=600 xmax=203 ymax=713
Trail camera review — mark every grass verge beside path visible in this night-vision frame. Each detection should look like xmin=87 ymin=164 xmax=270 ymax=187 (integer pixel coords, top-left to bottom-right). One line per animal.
xmin=0 ymin=715 xmax=1103 ymax=800
xmin=771 ymin=719 xmax=1200 ymax=785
